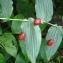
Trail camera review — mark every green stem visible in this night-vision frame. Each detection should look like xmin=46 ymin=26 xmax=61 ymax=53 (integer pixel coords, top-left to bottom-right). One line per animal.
xmin=0 ymin=18 xmax=63 ymax=27
xmin=43 ymin=20 xmax=63 ymax=27
xmin=47 ymin=22 xmax=63 ymax=27
xmin=0 ymin=18 xmax=29 ymax=22
xmin=46 ymin=22 xmax=58 ymax=27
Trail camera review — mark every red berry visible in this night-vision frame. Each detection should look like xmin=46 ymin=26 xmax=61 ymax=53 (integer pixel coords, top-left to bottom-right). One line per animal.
xmin=18 ymin=32 xmax=26 ymax=40
xmin=47 ymin=39 xmax=54 ymax=46
xmin=34 ymin=18 xmax=41 ymax=25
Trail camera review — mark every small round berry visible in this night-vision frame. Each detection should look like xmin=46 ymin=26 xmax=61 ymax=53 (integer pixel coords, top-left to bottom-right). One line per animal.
xmin=34 ymin=18 xmax=41 ymax=25
xmin=47 ymin=39 xmax=54 ymax=46
xmin=18 ymin=32 xmax=26 ymax=40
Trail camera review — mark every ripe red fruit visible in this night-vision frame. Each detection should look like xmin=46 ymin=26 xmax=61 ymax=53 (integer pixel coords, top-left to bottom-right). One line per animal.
xmin=34 ymin=18 xmax=41 ymax=25
xmin=47 ymin=39 xmax=54 ymax=46
xmin=18 ymin=32 xmax=26 ymax=40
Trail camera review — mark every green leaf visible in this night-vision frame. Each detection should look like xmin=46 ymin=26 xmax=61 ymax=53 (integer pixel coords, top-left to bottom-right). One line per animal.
xmin=39 ymin=38 xmax=48 ymax=62
xmin=15 ymin=52 xmax=28 ymax=63
xmin=60 ymin=40 xmax=63 ymax=48
xmin=21 ymin=0 xmax=29 ymax=3
xmin=17 ymin=0 xmax=29 ymax=3
xmin=36 ymin=60 xmax=40 ymax=63
xmin=21 ymin=17 xmax=41 ymax=63
xmin=59 ymin=26 xmax=63 ymax=35
xmin=39 ymin=23 xmax=47 ymax=31
xmin=11 ymin=14 xmax=24 ymax=34
xmin=19 ymin=40 xmax=29 ymax=60
xmin=46 ymin=26 xmax=62 ymax=60
xmin=0 ymin=27 xmax=2 ymax=35
xmin=0 ymin=4 xmax=2 ymax=13
xmin=0 ymin=53 xmax=6 ymax=63
xmin=16 ymin=0 xmax=35 ymax=17
xmin=32 ymin=0 xmax=35 ymax=3
xmin=0 ymin=0 xmax=13 ymax=18
xmin=7 ymin=13 xmax=14 ymax=27
xmin=35 ymin=0 xmax=53 ymax=22
xmin=0 ymin=33 xmax=17 ymax=57
xmin=1 ymin=48 xmax=11 ymax=61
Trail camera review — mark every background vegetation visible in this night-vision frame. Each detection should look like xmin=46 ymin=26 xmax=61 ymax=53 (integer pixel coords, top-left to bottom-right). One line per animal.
xmin=0 ymin=0 xmax=63 ymax=63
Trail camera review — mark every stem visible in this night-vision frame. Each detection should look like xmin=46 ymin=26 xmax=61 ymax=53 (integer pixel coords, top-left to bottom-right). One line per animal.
xmin=43 ymin=20 xmax=63 ymax=27
xmin=47 ymin=22 xmax=63 ymax=27
xmin=0 ymin=18 xmax=63 ymax=27
xmin=46 ymin=22 xmax=58 ymax=27
xmin=0 ymin=18 xmax=29 ymax=22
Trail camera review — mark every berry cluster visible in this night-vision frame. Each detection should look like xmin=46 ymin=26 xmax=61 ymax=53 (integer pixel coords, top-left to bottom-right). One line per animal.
xmin=18 ymin=18 xmax=41 ymax=40
xmin=18 ymin=18 xmax=54 ymax=46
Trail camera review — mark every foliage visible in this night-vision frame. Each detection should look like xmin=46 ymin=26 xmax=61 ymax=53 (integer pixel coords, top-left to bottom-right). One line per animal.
xmin=0 ymin=0 xmax=63 ymax=63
